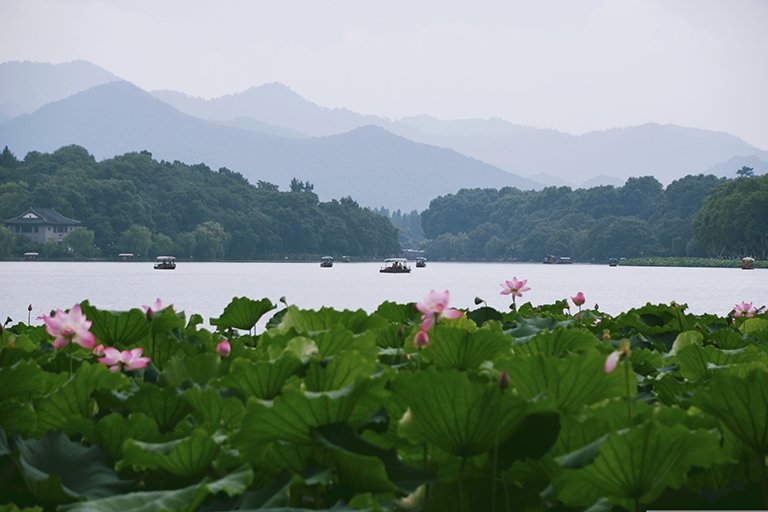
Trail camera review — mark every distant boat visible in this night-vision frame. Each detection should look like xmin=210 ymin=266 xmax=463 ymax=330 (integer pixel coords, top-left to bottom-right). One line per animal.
xmin=543 ymin=255 xmax=556 ymax=264
xmin=609 ymin=258 xmax=618 ymax=267
xmin=416 ymin=257 xmax=427 ymax=268
xmin=118 ymin=253 xmax=134 ymax=261
xmin=320 ymin=256 xmax=334 ymax=268
xmin=23 ymin=252 xmax=39 ymax=261
xmin=342 ymin=255 xmax=351 ymax=263
xmin=742 ymin=257 xmax=755 ymax=270
xmin=154 ymin=256 xmax=176 ymax=270
xmin=557 ymin=256 xmax=572 ymax=264
xmin=380 ymin=258 xmax=411 ymax=273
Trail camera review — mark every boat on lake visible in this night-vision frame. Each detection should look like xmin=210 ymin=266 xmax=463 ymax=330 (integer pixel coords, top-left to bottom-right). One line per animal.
xmin=23 ymin=252 xmax=39 ymax=261
xmin=543 ymin=255 xmax=556 ymax=264
xmin=741 ymin=257 xmax=755 ymax=270
xmin=154 ymin=256 xmax=176 ymax=270
xmin=342 ymin=255 xmax=351 ymax=263
xmin=416 ymin=257 xmax=427 ymax=268
xmin=380 ymin=257 xmax=411 ymax=273
xmin=609 ymin=258 xmax=618 ymax=267
xmin=557 ymin=256 xmax=572 ymax=264
xmin=320 ymin=256 xmax=334 ymax=268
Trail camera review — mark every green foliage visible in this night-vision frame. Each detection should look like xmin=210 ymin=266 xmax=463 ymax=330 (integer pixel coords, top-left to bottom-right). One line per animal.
xmin=421 ymin=174 xmax=724 ymax=261
xmin=0 ymin=146 xmax=401 ymax=259
xmin=1 ymin=298 xmax=767 ymax=510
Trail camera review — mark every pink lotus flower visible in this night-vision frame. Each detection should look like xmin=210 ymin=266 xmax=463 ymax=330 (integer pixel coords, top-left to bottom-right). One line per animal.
xmin=412 ymin=329 xmax=430 ymax=350
xmin=93 ymin=344 xmax=105 ymax=356
xmin=416 ymin=290 xmax=463 ymax=331
xmin=733 ymin=301 xmax=757 ymax=318
xmin=41 ymin=304 xmax=96 ymax=350
xmin=500 ymin=277 xmax=530 ymax=298
xmin=604 ymin=350 xmax=622 ymax=373
xmin=98 ymin=347 xmax=151 ymax=372
xmin=142 ymin=298 xmax=172 ymax=317
xmin=216 ymin=340 xmax=231 ymax=357
xmin=571 ymin=292 xmax=586 ymax=307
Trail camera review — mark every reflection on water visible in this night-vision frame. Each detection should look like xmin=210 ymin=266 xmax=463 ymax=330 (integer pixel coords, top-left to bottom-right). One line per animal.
xmin=1 ymin=261 xmax=765 ymax=327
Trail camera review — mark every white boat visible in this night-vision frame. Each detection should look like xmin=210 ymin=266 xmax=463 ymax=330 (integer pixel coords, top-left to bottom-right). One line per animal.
xmin=380 ymin=258 xmax=411 ymax=273
xmin=154 ymin=256 xmax=176 ymax=270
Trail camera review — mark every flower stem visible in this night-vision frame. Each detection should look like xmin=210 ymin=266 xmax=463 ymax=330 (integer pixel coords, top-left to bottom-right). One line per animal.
xmin=624 ymin=357 xmax=633 ymax=427
xmin=68 ymin=341 xmax=73 ymax=378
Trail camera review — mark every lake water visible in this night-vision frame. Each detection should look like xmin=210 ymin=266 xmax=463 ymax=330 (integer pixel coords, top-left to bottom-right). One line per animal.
xmin=1 ymin=261 xmax=765 ymax=327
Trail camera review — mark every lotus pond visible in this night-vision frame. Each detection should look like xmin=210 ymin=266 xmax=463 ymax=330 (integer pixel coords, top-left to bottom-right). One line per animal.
xmin=1 ymin=293 xmax=767 ymax=511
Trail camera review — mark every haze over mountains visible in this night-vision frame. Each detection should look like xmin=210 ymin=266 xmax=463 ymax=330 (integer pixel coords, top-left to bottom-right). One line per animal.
xmin=1 ymin=60 xmax=767 ymax=210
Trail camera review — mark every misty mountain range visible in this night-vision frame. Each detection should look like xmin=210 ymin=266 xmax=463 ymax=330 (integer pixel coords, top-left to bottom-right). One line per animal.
xmin=1 ymin=60 xmax=766 ymax=210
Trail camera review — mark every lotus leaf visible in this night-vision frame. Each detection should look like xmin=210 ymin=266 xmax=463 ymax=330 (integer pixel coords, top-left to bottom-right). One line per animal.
xmin=210 ymin=296 xmax=276 ymax=331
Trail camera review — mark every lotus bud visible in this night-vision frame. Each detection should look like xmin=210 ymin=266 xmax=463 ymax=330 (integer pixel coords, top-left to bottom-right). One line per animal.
xmin=217 ymin=340 xmax=231 ymax=358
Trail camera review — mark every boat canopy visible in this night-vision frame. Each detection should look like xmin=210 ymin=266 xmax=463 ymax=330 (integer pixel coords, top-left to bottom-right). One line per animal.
xmin=384 ymin=258 xmax=407 ymax=263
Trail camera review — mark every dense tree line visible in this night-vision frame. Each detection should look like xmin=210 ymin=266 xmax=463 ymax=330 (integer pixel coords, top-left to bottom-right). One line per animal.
xmin=372 ymin=207 xmax=424 ymax=249
xmin=0 ymin=145 xmax=401 ymax=260
xmin=419 ymin=174 xmax=729 ymax=261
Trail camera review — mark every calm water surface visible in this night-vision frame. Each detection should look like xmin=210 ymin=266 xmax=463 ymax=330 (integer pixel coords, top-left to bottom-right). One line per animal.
xmin=1 ymin=261 xmax=765 ymax=327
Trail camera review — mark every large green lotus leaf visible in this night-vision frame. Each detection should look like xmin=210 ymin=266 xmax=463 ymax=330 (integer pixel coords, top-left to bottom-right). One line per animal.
xmin=57 ymin=464 xmax=253 ymax=512
xmin=669 ymin=330 xmax=703 ymax=356
xmin=0 ymin=360 xmax=49 ymax=403
xmin=426 ymin=326 xmax=510 ymax=371
xmin=182 ymin=387 xmax=245 ymax=430
xmin=550 ymin=415 xmax=612 ymax=459
xmin=675 ymin=344 xmax=766 ymax=382
xmin=0 ymin=400 xmax=36 ymax=436
xmin=628 ymin=347 xmax=665 ymax=376
xmin=120 ymin=428 xmax=220 ymax=477
xmin=16 ymin=431 xmax=131 ymax=503
xmin=276 ymin=306 xmax=387 ymax=335
xmin=147 ymin=305 xmax=185 ymax=335
xmin=694 ymin=368 xmax=768 ymax=455
xmin=709 ymin=328 xmax=747 ymax=349
xmin=504 ymin=317 xmax=572 ymax=342
xmin=554 ymin=421 xmax=724 ymax=508
xmin=80 ymin=301 xmax=150 ymax=345
xmin=391 ymin=370 xmax=533 ymax=457
xmin=34 ymin=362 xmax=125 ymax=435
xmin=233 ymin=377 xmax=384 ymax=458
xmin=254 ymin=442 xmax=314 ymax=473
xmin=740 ymin=317 xmax=768 ymax=335
xmin=125 ymin=384 xmax=193 ymax=433
xmin=161 ymin=352 xmax=222 ymax=386
xmin=374 ymin=301 xmax=420 ymax=324
xmin=651 ymin=373 xmax=690 ymax=407
xmin=466 ymin=306 xmax=504 ymax=327
xmin=210 ymin=296 xmax=276 ymax=331
xmin=315 ymin=324 xmax=379 ymax=362
xmin=304 ymin=350 xmax=379 ymax=392
xmin=512 ymin=327 xmax=597 ymax=357
xmin=500 ymin=350 xmax=628 ymax=414
xmin=312 ymin=422 xmax=430 ymax=494
xmin=220 ymin=354 xmax=303 ymax=400
xmin=94 ymin=413 xmax=162 ymax=460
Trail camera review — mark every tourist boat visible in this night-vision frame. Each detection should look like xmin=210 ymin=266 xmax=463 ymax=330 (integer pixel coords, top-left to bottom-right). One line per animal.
xmin=380 ymin=257 xmax=411 ymax=273
xmin=320 ymin=256 xmax=334 ymax=268
xmin=741 ymin=257 xmax=755 ymax=270
xmin=118 ymin=252 xmax=134 ymax=261
xmin=543 ymin=255 xmax=556 ymax=264
xmin=416 ymin=257 xmax=427 ymax=268
xmin=342 ymin=255 xmax=351 ymax=263
xmin=23 ymin=252 xmax=39 ymax=261
xmin=557 ymin=256 xmax=572 ymax=264
xmin=608 ymin=258 xmax=618 ymax=267
xmin=154 ymin=256 xmax=176 ymax=270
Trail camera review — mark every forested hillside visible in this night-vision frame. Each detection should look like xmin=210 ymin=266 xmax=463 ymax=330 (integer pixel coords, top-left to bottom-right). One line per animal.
xmin=419 ymin=174 xmax=741 ymax=261
xmin=0 ymin=145 xmax=401 ymax=259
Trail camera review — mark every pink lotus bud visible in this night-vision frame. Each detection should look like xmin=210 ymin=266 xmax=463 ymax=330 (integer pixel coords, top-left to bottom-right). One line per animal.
xmin=216 ymin=340 xmax=231 ymax=357
xmin=93 ymin=344 xmax=105 ymax=356
xmin=604 ymin=350 xmax=622 ymax=373
xmin=571 ymin=292 xmax=586 ymax=307
xmin=412 ymin=329 xmax=430 ymax=350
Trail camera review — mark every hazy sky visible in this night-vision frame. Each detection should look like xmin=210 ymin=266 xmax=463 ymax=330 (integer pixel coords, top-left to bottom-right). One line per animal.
xmin=2 ymin=0 xmax=767 ymax=148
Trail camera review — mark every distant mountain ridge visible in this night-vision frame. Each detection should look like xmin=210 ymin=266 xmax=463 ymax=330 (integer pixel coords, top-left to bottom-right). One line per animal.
xmin=0 ymin=81 xmax=536 ymax=210
xmin=2 ymin=59 xmax=766 ymax=192
xmin=151 ymin=82 xmax=768 ymax=187
xmin=0 ymin=60 xmax=121 ymax=118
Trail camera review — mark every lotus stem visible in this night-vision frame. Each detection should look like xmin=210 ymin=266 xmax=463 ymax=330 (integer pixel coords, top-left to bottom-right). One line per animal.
xmin=624 ymin=357 xmax=633 ymax=427
xmin=68 ymin=341 xmax=73 ymax=377
xmin=459 ymin=456 xmax=468 ymax=512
